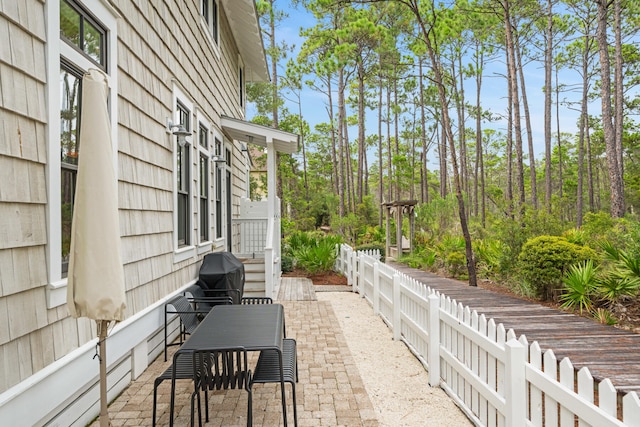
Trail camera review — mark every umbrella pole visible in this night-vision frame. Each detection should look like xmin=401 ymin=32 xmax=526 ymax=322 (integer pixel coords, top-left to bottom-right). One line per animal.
xmin=98 ymin=320 xmax=110 ymax=427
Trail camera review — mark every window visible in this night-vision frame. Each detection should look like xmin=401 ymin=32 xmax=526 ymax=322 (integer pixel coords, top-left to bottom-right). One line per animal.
xmin=59 ymin=1 xmax=107 ymax=278
xmin=215 ymin=138 xmax=223 ymax=240
xmin=59 ymin=62 xmax=83 ymax=277
xmin=176 ymin=102 xmax=191 ymax=247
xmin=47 ymin=0 xmax=117 ymax=307
xmin=201 ymin=0 xmax=218 ymax=44
xmin=60 ymin=0 xmax=106 ymax=69
xmin=199 ymin=124 xmax=209 ymax=242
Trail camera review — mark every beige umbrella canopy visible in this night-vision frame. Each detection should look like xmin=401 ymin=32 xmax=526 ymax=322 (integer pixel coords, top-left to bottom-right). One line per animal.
xmin=67 ymin=68 xmax=126 ymax=426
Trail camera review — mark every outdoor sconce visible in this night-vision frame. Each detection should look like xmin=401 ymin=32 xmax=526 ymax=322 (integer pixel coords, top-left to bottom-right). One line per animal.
xmin=166 ymin=119 xmax=191 ymax=147
xmin=211 ymin=155 xmax=226 ymax=164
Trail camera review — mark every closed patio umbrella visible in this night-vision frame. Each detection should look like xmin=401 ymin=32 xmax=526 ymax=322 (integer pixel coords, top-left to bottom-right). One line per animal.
xmin=67 ymin=69 xmax=126 ymax=427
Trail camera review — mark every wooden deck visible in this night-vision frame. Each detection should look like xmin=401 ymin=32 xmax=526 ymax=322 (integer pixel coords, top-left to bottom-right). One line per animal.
xmin=389 ymin=262 xmax=640 ymax=395
xmin=277 ymin=277 xmax=317 ymax=301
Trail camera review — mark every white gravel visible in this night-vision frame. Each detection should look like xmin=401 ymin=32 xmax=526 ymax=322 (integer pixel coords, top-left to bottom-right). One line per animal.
xmin=317 ymin=291 xmax=473 ymax=427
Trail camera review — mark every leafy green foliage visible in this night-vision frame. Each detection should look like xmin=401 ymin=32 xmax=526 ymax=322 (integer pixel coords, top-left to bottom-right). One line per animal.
xmin=596 ymin=246 xmax=640 ymax=304
xmin=593 ymin=308 xmax=618 ymax=326
xmin=281 ymin=255 xmax=294 ymax=273
xmin=560 ymin=261 xmax=598 ymax=314
xmin=473 ymin=238 xmax=505 ymax=276
xmin=284 ymin=231 xmax=342 ymax=274
xmin=518 ymin=236 xmax=596 ymax=301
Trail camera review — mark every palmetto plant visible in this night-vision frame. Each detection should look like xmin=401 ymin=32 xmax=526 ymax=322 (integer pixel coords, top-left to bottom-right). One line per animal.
xmin=597 ymin=242 xmax=640 ymax=304
xmin=560 ymin=260 xmax=598 ymax=314
xmin=593 ymin=308 xmax=617 ymax=326
xmin=285 ymin=231 xmax=342 ymax=275
xmin=597 ymin=275 xmax=638 ymax=305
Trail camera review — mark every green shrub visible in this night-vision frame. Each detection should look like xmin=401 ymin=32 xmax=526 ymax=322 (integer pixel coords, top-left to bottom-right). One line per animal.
xmin=284 ymin=231 xmax=342 ymax=274
xmin=281 ymin=255 xmax=294 ymax=273
xmin=294 ymin=238 xmax=337 ymax=274
xmin=518 ymin=235 xmax=596 ymax=301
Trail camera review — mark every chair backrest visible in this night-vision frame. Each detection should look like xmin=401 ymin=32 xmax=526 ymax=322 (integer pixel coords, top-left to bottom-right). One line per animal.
xmin=184 ymin=284 xmax=235 ymax=312
xmin=241 ymin=297 xmax=273 ymax=305
xmin=190 ymin=347 xmax=251 ymax=392
xmin=165 ymin=295 xmax=200 ymax=333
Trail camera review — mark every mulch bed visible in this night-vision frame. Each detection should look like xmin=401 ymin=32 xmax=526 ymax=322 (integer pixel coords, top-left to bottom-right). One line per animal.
xmin=283 ymin=269 xmax=348 ymax=286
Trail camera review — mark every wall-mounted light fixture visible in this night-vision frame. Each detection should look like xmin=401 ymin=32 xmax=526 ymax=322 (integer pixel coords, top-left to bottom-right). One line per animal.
xmin=166 ymin=119 xmax=191 ymax=147
xmin=211 ymin=154 xmax=226 ymax=164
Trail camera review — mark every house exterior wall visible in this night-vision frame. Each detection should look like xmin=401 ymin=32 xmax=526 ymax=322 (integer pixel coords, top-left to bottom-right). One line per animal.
xmin=0 ymin=0 xmax=259 ymax=423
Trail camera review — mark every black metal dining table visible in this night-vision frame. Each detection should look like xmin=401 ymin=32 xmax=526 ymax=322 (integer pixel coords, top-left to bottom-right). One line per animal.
xmin=169 ymin=303 xmax=287 ymax=426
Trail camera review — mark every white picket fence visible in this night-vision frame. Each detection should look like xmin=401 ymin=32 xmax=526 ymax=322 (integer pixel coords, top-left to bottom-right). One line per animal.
xmin=335 ymin=244 xmax=640 ymax=427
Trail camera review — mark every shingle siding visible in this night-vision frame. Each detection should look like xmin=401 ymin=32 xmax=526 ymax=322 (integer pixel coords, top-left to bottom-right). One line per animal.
xmin=0 ymin=0 xmax=253 ymax=395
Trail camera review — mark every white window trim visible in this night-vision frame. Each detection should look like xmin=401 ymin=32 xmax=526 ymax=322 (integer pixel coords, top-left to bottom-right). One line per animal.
xmin=199 ymin=0 xmax=221 ymax=58
xmin=196 ymin=111 xmax=212 ymax=254
xmin=172 ymin=85 xmax=196 ymax=263
xmin=46 ymin=0 xmax=119 ymax=308
xmin=212 ymin=129 xmax=225 ymax=249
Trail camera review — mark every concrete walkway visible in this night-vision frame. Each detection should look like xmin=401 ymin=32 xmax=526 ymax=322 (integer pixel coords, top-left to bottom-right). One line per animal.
xmin=93 ymin=297 xmax=379 ymax=426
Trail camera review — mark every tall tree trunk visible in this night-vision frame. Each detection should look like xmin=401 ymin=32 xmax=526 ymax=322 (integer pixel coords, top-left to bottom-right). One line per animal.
xmin=412 ymin=0 xmax=477 ymax=286
xmin=296 ymin=93 xmax=309 ymax=201
xmin=344 ymin=116 xmax=355 ymax=213
xmin=454 ymin=52 xmax=468 ymax=200
xmin=577 ymin=31 xmax=592 ymax=227
xmin=438 ymin=110 xmax=447 ymax=197
xmin=474 ymin=41 xmax=485 ymax=227
xmin=586 ymin=114 xmax=595 ymax=211
xmin=505 ymin=45 xmax=514 ymax=214
xmin=378 ymin=60 xmax=384 ymax=227
xmin=394 ymin=67 xmax=400 ymax=200
xmin=577 ymin=106 xmax=586 ymax=227
xmin=327 ymin=76 xmax=339 ymax=195
xmin=268 ymin=0 xmax=282 ymax=200
xmin=614 ymin=0 xmax=624 ymax=180
xmin=515 ymin=34 xmax=538 ymax=209
xmin=595 ymin=0 xmax=625 ymax=217
xmin=387 ymin=78 xmax=393 ymax=202
xmin=357 ymin=62 xmax=366 ymax=204
xmin=544 ymin=0 xmax=553 ymax=213
xmin=555 ymin=65 xmax=563 ymax=201
xmin=410 ymin=108 xmax=416 ymax=200
xmin=337 ymin=66 xmax=346 ymax=219
xmin=503 ymin=1 xmax=525 ymax=213
xmin=419 ymin=58 xmax=428 ymax=203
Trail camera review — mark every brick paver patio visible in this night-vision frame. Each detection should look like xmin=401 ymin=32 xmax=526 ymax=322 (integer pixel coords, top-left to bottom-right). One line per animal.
xmin=92 ymin=298 xmax=378 ymax=426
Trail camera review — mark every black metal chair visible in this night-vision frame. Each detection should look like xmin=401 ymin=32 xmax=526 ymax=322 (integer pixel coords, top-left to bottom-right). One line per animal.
xmin=164 ymin=293 xmax=235 ymax=361
xmin=152 ymin=351 xmax=211 ymax=427
xmin=250 ymin=338 xmax=298 ymax=427
xmin=189 ymin=347 xmax=253 ymax=427
xmin=185 ymin=283 xmax=239 ymax=313
xmin=164 ymin=295 xmax=206 ymax=362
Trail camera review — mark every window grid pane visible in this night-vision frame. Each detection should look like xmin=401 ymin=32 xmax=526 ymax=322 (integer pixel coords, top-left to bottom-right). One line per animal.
xmin=200 ymin=154 xmax=208 ymax=241
xmin=176 ymin=102 xmax=190 ymax=247
xmin=60 ymin=0 xmax=106 ymax=68
xmin=60 ymin=64 xmax=83 ymax=277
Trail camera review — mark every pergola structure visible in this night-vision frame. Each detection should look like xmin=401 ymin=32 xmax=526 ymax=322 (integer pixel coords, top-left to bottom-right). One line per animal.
xmin=383 ymin=200 xmax=417 ymax=260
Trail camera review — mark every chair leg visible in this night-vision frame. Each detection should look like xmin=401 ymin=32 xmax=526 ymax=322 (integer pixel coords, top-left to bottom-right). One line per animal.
xmin=246 ymin=387 xmax=253 ymax=427
xmin=152 ymin=380 xmax=160 ymax=427
xmin=291 ymin=382 xmax=298 ymax=427
xmin=204 ymin=387 xmax=209 ymax=422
